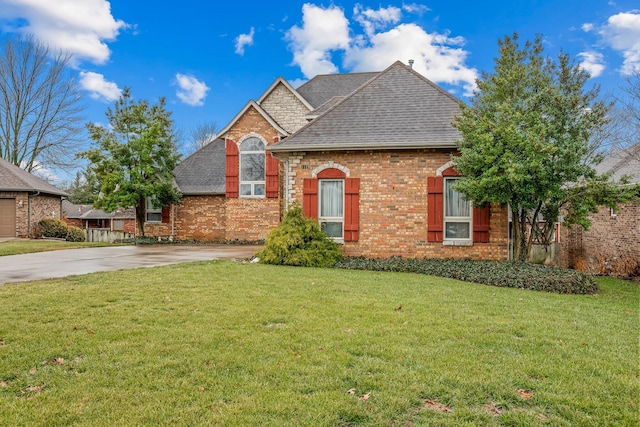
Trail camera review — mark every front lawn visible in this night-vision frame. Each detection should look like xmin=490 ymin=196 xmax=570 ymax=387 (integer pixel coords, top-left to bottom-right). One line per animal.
xmin=0 ymin=240 xmax=122 ymax=256
xmin=0 ymin=262 xmax=637 ymax=426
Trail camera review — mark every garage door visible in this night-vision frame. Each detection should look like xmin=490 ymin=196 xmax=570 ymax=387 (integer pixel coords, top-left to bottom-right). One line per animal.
xmin=0 ymin=198 xmax=16 ymax=237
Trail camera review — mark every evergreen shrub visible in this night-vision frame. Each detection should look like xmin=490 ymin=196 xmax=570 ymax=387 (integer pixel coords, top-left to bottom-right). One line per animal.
xmin=257 ymin=204 xmax=343 ymax=267
xmin=38 ymin=218 xmax=69 ymax=239
xmin=65 ymin=226 xmax=86 ymax=242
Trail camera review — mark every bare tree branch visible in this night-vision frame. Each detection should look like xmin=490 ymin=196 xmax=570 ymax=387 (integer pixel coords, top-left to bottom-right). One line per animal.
xmin=0 ymin=34 xmax=85 ymax=172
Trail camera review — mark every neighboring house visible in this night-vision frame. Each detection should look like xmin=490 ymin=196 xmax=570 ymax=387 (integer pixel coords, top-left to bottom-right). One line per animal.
xmin=560 ymin=144 xmax=640 ymax=277
xmin=0 ymin=157 xmax=68 ymax=238
xmin=62 ymin=200 xmax=136 ymax=233
xmin=145 ymin=61 xmax=509 ymax=260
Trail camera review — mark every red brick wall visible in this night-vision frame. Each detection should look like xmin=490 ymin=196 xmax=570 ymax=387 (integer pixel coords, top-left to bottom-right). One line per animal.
xmin=174 ymin=195 xmax=226 ymax=241
xmin=225 ymin=198 xmax=280 ymax=241
xmin=64 ymin=218 xmax=83 ymax=228
xmin=285 ymin=150 xmax=509 ymax=260
xmin=559 ymin=200 xmax=640 ymax=277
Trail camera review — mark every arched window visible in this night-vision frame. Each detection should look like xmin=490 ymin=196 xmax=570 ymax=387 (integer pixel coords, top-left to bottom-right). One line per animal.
xmin=239 ymin=137 xmax=265 ymax=196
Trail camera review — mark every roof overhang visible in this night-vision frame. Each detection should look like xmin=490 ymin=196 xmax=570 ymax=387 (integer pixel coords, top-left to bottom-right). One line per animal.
xmin=218 ymin=100 xmax=289 ymax=139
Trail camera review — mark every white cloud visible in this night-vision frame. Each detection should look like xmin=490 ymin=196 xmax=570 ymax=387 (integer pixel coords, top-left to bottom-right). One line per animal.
xmin=599 ymin=11 xmax=640 ymax=74
xmin=354 ymin=4 xmax=402 ymax=37
xmin=175 ymin=73 xmax=210 ymax=106
xmin=79 ymin=71 xmax=122 ymax=101
xmin=578 ymin=51 xmax=605 ymax=77
xmin=286 ymin=4 xmax=477 ymax=96
xmin=345 ymin=24 xmax=477 ymax=96
xmin=235 ymin=27 xmax=255 ymax=55
xmin=285 ymin=4 xmax=351 ymax=77
xmin=402 ymin=3 xmax=430 ymax=15
xmin=581 ymin=23 xmax=594 ymax=32
xmin=0 ymin=0 xmax=127 ymax=65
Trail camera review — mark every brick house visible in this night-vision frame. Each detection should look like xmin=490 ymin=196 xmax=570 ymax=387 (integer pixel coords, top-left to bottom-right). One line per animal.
xmin=62 ymin=200 xmax=136 ymax=234
xmin=0 ymin=157 xmax=68 ymax=238
xmin=559 ymin=144 xmax=640 ymax=277
xmin=146 ymin=61 xmax=509 ymax=259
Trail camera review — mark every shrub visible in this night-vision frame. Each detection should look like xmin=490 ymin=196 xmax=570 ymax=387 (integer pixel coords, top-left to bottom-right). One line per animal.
xmin=257 ymin=204 xmax=343 ymax=267
xmin=334 ymin=257 xmax=598 ymax=294
xmin=65 ymin=226 xmax=86 ymax=242
xmin=38 ymin=218 xmax=69 ymax=239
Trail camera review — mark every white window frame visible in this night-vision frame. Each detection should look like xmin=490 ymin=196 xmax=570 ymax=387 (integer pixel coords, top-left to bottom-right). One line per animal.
xmin=239 ymin=137 xmax=266 ymax=198
xmin=145 ymin=197 xmax=162 ymax=223
xmin=318 ymin=179 xmax=344 ymax=242
xmin=443 ymin=177 xmax=472 ymax=245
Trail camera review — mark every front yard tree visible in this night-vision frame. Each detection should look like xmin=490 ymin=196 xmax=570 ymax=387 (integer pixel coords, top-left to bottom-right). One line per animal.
xmin=453 ymin=33 xmax=638 ymax=262
xmin=81 ymin=88 xmax=181 ymax=236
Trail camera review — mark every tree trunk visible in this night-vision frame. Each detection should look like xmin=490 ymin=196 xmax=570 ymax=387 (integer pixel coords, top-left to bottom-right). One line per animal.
xmin=136 ymin=198 xmax=146 ymax=237
xmin=511 ymin=206 xmax=528 ymax=262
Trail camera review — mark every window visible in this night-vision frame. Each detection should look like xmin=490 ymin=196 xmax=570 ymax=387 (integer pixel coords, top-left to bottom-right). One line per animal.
xmin=145 ymin=197 xmax=162 ymax=222
xmin=112 ymin=219 xmax=124 ymax=231
xmin=444 ymin=178 xmax=472 ymax=241
xmin=239 ymin=137 xmax=265 ymax=197
xmin=319 ymin=179 xmax=344 ymax=239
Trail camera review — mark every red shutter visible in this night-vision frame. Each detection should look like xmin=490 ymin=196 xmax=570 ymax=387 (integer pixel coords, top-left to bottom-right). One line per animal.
xmin=225 ymin=138 xmax=239 ymax=198
xmin=427 ymin=176 xmax=443 ymax=242
xmin=344 ymin=178 xmax=360 ymax=242
xmin=302 ymin=178 xmax=318 ymax=219
xmin=266 ymin=153 xmax=279 ymax=198
xmin=161 ymin=205 xmax=171 ymax=224
xmin=473 ymin=203 xmax=490 ymax=243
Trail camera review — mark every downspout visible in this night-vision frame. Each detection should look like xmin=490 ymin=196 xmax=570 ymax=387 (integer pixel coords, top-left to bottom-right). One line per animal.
xmin=171 ymin=203 xmax=175 ymax=239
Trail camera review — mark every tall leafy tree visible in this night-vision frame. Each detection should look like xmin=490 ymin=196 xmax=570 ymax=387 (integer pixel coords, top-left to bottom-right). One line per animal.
xmin=0 ymin=34 xmax=84 ymax=172
xmin=453 ymin=34 xmax=638 ymax=262
xmin=80 ymin=88 xmax=181 ymax=236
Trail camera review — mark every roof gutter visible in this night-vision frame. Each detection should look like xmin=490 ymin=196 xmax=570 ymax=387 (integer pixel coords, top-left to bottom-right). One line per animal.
xmin=268 ymin=141 xmax=458 ymax=153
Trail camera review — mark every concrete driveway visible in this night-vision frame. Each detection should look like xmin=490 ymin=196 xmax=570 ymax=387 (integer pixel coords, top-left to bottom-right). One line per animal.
xmin=0 ymin=244 xmax=262 ymax=285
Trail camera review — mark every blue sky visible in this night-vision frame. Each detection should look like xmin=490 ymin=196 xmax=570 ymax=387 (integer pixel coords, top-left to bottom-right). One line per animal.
xmin=0 ymin=0 xmax=638 ymax=182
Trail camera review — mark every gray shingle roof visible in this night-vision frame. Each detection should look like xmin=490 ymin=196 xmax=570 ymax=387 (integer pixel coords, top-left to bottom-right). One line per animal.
xmin=296 ymin=71 xmax=379 ymax=108
xmin=174 ymin=138 xmax=226 ymax=195
xmin=0 ymin=157 xmax=68 ymax=196
xmin=596 ymin=143 xmax=640 ymax=184
xmin=63 ymin=200 xmax=135 ymax=219
xmin=270 ymin=61 xmax=462 ymax=152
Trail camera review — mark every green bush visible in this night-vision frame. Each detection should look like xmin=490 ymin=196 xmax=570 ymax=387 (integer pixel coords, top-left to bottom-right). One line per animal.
xmin=334 ymin=257 xmax=598 ymax=294
xmin=65 ymin=226 xmax=86 ymax=242
xmin=257 ymin=204 xmax=343 ymax=267
xmin=38 ymin=218 xmax=69 ymax=239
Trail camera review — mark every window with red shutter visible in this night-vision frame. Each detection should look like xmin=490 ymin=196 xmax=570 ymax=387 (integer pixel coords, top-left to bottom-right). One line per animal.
xmin=429 ymin=166 xmax=490 ymax=244
xmin=225 ymin=138 xmax=239 ymax=198
xmin=427 ymin=176 xmax=443 ymax=242
xmin=265 ymin=153 xmax=279 ymax=198
xmin=161 ymin=205 xmax=171 ymax=224
xmin=302 ymin=168 xmax=359 ymax=242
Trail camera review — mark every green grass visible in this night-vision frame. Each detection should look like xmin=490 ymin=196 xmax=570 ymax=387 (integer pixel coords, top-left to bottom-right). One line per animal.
xmin=0 ymin=263 xmax=637 ymax=426
xmin=0 ymin=240 xmax=123 ymax=256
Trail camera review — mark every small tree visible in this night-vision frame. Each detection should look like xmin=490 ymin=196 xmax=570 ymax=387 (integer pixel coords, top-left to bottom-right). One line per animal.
xmin=0 ymin=34 xmax=84 ymax=172
xmin=453 ymin=33 xmax=639 ymax=262
xmin=80 ymin=88 xmax=181 ymax=236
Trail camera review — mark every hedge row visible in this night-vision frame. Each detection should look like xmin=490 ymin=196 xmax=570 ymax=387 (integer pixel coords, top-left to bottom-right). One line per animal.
xmin=334 ymin=257 xmax=598 ymax=294
xmin=38 ymin=218 xmax=86 ymax=242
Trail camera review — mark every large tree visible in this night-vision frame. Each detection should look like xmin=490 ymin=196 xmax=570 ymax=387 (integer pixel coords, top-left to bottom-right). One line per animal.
xmin=0 ymin=34 xmax=84 ymax=172
xmin=452 ymin=34 xmax=638 ymax=262
xmin=80 ymin=88 xmax=181 ymax=236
